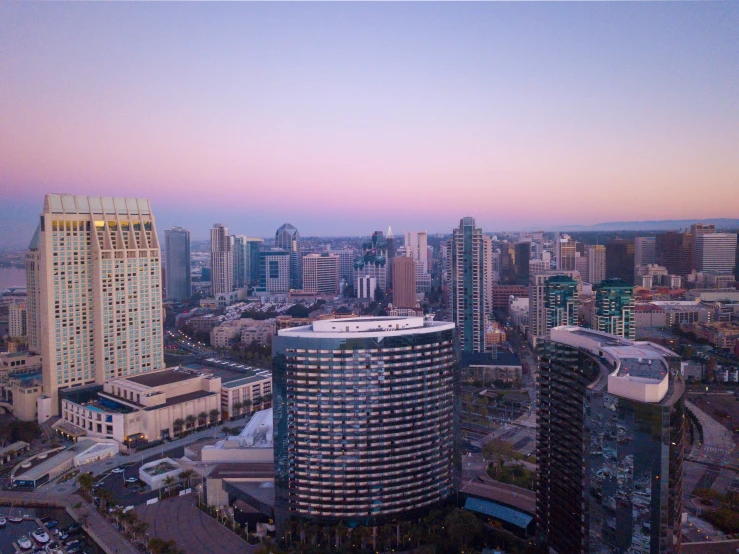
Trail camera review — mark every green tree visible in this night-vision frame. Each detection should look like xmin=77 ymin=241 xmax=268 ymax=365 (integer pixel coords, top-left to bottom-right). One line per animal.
xmin=163 ymin=475 xmax=177 ymax=496
xmin=444 ymin=508 xmax=483 ymax=549
xmin=208 ymin=408 xmax=220 ymax=426
xmin=197 ymin=411 xmax=208 ymax=428
xmin=232 ymin=401 xmax=243 ymax=417
xmin=77 ymin=472 xmax=95 ymax=496
xmin=180 ymin=469 xmax=194 ymax=489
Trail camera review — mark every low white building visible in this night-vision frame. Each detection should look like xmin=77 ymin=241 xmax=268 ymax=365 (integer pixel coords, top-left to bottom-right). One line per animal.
xmin=202 ymin=408 xmax=274 ymax=463
xmin=139 ymin=457 xmax=183 ymax=490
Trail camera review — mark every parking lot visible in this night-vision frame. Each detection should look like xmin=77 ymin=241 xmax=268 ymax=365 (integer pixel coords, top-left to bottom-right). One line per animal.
xmin=92 ymin=445 xmax=188 ymax=508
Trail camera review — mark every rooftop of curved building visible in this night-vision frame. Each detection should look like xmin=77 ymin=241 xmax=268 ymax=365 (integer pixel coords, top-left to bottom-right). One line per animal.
xmin=550 ymin=326 xmax=681 ymax=404
xmin=277 ymin=315 xmax=454 ymax=339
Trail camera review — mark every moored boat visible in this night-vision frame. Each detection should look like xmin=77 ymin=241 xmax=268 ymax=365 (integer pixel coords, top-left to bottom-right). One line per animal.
xmin=18 ymin=535 xmax=33 ymax=550
xmin=32 ymin=528 xmax=50 ymax=544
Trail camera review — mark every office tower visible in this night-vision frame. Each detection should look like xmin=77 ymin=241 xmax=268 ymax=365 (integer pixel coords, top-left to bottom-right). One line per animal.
xmin=8 ymin=301 xmax=27 ymax=338
xmin=528 ymin=271 xmax=579 ymax=347
xmin=332 ymin=248 xmax=355 ymax=283
xmin=655 ymin=232 xmax=694 ymax=277
xmin=574 ymin=253 xmax=588 ymax=278
xmin=386 ymin=226 xmax=396 ymax=287
xmin=694 ymin=233 xmax=737 ymax=274
xmin=302 ymin=254 xmax=339 ymax=295
xmin=514 ymin=241 xmax=531 ymax=286
xmin=275 ymin=223 xmax=302 ymax=289
xmin=27 ymin=195 xmax=164 ymax=412
xmin=594 ymin=278 xmax=634 ymax=340
xmin=634 ymin=237 xmax=656 ymax=267
xmin=736 ymin=234 xmax=739 ymax=280
xmin=259 ymin=249 xmax=291 ymax=293
xmin=356 ymin=275 xmax=376 ymax=299
xmin=605 ymin=239 xmax=635 ymax=286
xmin=499 ymin=243 xmax=515 ymax=285
xmin=691 ymin=223 xmax=716 ymax=237
xmin=164 ymin=227 xmax=191 ymax=301
xmin=447 ymin=217 xmax=485 ymax=353
xmin=537 ymin=326 xmax=684 ymax=553
xmin=557 ymin=234 xmax=577 ymax=271
xmin=529 ymin=259 xmax=549 ymax=275
xmin=392 ymin=256 xmax=416 ymax=307
xmin=354 ymin=232 xmax=387 ymax=292
xmin=210 ymin=224 xmax=233 ymax=295
xmin=273 ymin=316 xmax=456 ymax=538
xmin=404 ymin=230 xmax=428 ymax=273
xmin=482 ymin=235 xmax=495 ymax=317
xmin=232 ymin=236 xmax=263 ymax=289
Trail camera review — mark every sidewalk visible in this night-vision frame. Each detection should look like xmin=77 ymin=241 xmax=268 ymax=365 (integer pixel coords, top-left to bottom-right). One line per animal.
xmin=68 ymin=495 xmax=139 ymax=554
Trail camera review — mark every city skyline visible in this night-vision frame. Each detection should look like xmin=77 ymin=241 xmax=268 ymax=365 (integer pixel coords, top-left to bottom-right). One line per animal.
xmin=2 ymin=2 xmax=738 ymax=248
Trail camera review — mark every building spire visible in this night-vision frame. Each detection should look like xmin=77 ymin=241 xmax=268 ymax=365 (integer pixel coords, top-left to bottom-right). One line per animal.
xmin=387 ymin=226 xmax=394 ymax=238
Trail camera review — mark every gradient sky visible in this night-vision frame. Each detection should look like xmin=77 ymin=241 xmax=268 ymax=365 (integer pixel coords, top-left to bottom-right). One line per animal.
xmin=1 ymin=2 xmax=738 ymax=247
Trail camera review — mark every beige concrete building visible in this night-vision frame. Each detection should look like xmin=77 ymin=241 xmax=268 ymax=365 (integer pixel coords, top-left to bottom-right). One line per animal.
xmin=8 ymin=301 xmax=27 ymax=338
xmin=302 ymin=254 xmax=339 ymax=295
xmin=26 ymin=195 xmax=165 ymax=415
xmin=57 ymin=367 xmax=221 ymax=446
xmin=220 ymin=372 xmax=272 ymax=420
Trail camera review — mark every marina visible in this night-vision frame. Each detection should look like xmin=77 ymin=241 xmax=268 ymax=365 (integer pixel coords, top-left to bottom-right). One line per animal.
xmin=0 ymin=508 xmax=103 ymax=554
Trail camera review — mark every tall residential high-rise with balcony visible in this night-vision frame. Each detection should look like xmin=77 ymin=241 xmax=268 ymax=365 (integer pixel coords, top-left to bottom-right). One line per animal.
xmin=694 ymin=233 xmax=737 ymax=274
xmin=272 ymin=316 xmax=456 ymax=540
xmin=528 ymin=270 xmax=579 ymax=347
xmin=594 ymin=278 xmax=635 ymax=340
xmin=302 ymin=253 xmax=339 ymax=295
xmin=210 ymin=224 xmax=233 ymax=295
xmin=537 ymin=326 xmax=684 ymax=553
xmin=26 ymin=195 xmax=165 ymax=413
xmin=232 ymin=236 xmax=264 ymax=288
xmin=447 ymin=217 xmax=485 ymax=353
xmin=275 ymin=223 xmax=302 ymax=289
xmin=164 ymin=227 xmax=191 ymax=301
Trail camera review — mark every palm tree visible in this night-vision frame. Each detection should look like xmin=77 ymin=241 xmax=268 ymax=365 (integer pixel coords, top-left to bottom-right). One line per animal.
xmin=173 ymin=418 xmax=185 ymax=437
xmin=208 ymin=409 xmax=220 ymax=426
xmin=262 ymin=394 xmax=273 ymax=407
xmin=232 ymin=401 xmax=243 ymax=418
xmin=242 ymin=399 xmax=252 ymax=414
xmin=133 ymin=521 xmax=149 ymax=542
xmin=77 ymin=472 xmax=95 ymax=497
xmin=185 ymin=415 xmax=196 ymax=432
xmin=180 ymin=469 xmax=194 ymax=489
xmin=197 ymin=411 xmax=208 ymax=428
xmin=163 ymin=475 xmax=177 ymax=496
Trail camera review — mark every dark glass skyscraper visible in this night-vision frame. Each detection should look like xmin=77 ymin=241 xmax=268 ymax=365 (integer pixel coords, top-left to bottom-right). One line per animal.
xmin=275 ymin=223 xmax=302 ymax=289
xmin=537 ymin=327 xmax=684 ymax=554
xmin=272 ymin=316 xmax=456 ymax=539
xmin=655 ymin=232 xmax=694 ymax=277
xmin=164 ymin=227 xmax=191 ymax=301
xmin=605 ymin=239 xmax=635 ymax=286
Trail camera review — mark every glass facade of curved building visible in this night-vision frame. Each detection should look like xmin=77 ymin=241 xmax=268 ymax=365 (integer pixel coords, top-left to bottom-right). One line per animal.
xmin=536 ymin=326 xmax=684 ymax=554
xmin=272 ymin=317 xmax=457 ymax=537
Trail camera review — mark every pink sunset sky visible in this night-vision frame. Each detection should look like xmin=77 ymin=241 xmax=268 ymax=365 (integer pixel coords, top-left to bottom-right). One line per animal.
xmin=1 ymin=2 xmax=738 ymax=245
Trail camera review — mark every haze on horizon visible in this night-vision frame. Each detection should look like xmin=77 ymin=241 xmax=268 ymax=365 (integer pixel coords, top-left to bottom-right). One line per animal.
xmin=1 ymin=2 xmax=738 ymax=247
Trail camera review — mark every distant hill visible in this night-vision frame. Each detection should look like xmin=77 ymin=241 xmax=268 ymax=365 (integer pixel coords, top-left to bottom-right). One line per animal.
xmin=557 ymin=218 xmax=739 ymax=232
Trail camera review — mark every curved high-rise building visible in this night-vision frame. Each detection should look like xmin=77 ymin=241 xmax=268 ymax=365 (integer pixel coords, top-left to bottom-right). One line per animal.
xmin=272 ymin=316 xmax=456 ymax=538
xmin=537 ymin=326 xmax=684 ymax=554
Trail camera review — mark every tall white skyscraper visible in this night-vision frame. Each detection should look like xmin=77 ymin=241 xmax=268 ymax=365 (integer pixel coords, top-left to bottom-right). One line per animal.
xmin=695 ymin=233 xmax=737 ymax=274
xmin=27 ymin=195 xmax=165 ymax=413
xmin=210 ymin=224 xmax=233 ymax=295
xmin=275 ymin=223 xmax=302 ymax=289
xmin=404 ymin=231 xmax=428 ymax=273
xmin=634 ymin=237 xmax=656 ymax=267
xmin=8 ymin=301 xmax=27 ymax=338
xmin=482 ymin=235 xmax=495 ymax=318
